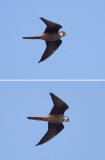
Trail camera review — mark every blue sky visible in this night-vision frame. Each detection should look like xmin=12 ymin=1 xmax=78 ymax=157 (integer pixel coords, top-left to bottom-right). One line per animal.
xmin=0 ymin=0 xmax=105 ymax=79
xmin=0 ymin=82 xmax=105 ymax=160
xmin=0 ymin=1 xmax=105 ymax=159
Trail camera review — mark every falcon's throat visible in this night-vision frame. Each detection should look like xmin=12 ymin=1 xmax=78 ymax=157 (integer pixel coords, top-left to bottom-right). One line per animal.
xmin=63 ymin=116 xmax=70 ymax=122
xmin=59 ymin=31 xmax=67 ymax=38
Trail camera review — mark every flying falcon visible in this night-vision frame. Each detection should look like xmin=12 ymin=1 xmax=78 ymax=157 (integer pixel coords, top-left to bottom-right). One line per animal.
xmin=27 ymin=93 xmax=69 ymax=146
xmin=23 ymin=17 xmax=67 ymax=63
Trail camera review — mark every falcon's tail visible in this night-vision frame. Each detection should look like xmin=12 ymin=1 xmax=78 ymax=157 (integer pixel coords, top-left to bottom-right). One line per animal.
xmin=27 ymin=116 xmax=45 ymax=121
xmin=23 ymin=35 xmax=41 ymax=39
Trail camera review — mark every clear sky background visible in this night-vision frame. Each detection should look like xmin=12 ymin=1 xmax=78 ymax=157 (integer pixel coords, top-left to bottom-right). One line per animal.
xmin=0 ymin=82 xmax=105 ymax=160
xmin=0 ymin=0 xmax=105 ymax=79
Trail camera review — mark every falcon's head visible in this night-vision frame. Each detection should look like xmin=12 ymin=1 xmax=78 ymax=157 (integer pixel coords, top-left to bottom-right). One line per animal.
xmin=64 ymin=116 xmax=70 ymax=122
xmin=59 ymin=31 xmax=67 ymax=38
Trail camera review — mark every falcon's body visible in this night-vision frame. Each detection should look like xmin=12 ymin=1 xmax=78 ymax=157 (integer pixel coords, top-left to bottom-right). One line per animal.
xmin=27 ymin=93 xmax=69 ymax=146
xmin=23 ymin=17 xmax=67 ymax=63
xmin=23 ymin=31 xmax=66 ymax=41
xmin=28 ymin=114 xmax=68 ymax=123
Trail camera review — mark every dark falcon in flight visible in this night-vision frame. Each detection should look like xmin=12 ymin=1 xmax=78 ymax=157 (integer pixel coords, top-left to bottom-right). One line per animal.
xmin=23 ymin=17 xmax=67 ymax=63
xmin=27 ymin=93 xmax=69 ymax=146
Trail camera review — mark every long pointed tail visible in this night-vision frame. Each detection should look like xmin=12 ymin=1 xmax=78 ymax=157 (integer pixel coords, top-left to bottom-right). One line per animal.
xmin=27 ymin=116 xmax=45 ymax=121
xmin=23 ymin=36 xmax=41 ymax=39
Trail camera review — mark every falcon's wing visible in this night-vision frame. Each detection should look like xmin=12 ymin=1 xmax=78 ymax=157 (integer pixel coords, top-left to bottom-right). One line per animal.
xmin=49 ymin=93 xmax=69 ymax=115
xmin=40 ymin=17 xmax=62 ymax=33
xmin=36 ymin=123 xmax=64 ymax=146
xmin=38 ymin=40 xmax=62 ymax=63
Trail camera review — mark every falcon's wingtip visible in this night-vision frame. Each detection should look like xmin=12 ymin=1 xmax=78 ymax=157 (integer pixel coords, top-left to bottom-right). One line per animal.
xmin=36 ymin=142 xmax=41 ymax=146
xmin=49 ymin=92 xmax=53 ymax=96
xmin=38 ymin=59 xmax=42 ymax=63
xmin=40 ymin=17 xmax=43 ymax=20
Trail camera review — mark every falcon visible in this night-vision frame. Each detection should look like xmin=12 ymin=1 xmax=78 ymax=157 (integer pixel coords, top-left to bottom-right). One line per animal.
xmin=27 ymin=93 xmax=69 ymax=146
xmin=23 ymin=17 xmax=67 ymax=63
